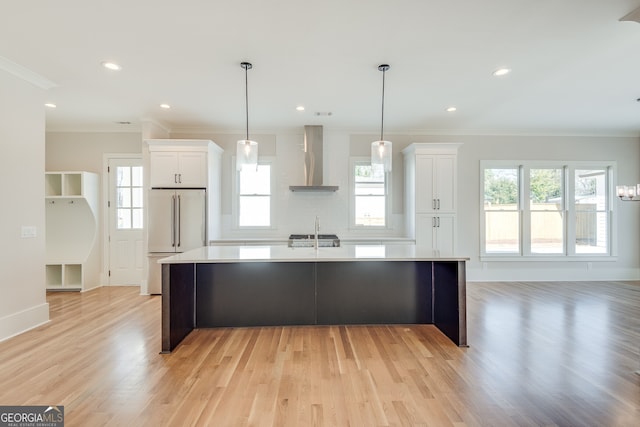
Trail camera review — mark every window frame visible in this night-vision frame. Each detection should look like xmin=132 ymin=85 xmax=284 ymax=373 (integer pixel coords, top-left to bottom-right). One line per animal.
xmin=349 ymin=157 xmax=391 ymax=229
xmin=232 ymin=157 xmax=275 ymax=229
xmin=115 ymin=164 xmax=144 ymax=230
xmin=480 ymin=160 xmax=617 ymax=261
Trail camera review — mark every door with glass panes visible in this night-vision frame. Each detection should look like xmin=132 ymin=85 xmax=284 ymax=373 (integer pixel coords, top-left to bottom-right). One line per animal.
xmin=108 ymin=157 xmax=144 ymax=285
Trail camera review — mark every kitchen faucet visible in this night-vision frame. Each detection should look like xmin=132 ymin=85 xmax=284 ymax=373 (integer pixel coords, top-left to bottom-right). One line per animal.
xmin=314 ymin=216 xmax=319 ymax=250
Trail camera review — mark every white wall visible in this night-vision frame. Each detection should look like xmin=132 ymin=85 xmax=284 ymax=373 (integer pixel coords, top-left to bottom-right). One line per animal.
xmin=0 ymin=70 xmax=49 ymax=341
xmin=46 ymin=129 xmax=640 ymax=282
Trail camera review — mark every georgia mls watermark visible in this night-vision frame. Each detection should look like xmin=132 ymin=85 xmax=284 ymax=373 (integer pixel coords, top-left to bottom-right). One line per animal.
xmin=0 ymin=406 xmax=64 ymax=427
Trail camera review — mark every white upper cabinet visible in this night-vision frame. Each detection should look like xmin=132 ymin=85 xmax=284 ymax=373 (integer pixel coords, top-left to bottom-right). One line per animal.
xmin=415 ymin=154 xmax=457 ymax=213
xmin=149 ymin=150 xmax=207 ymax=188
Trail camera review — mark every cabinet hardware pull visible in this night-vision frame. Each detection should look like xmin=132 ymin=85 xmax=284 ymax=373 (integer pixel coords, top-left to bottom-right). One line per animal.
xmin=177 ymin=195 xmax=181 ymax=247
xmin=437 ymin=199 xmax=440 ymax=210
xmin=171 ymin=195 xmax=176 ymax=247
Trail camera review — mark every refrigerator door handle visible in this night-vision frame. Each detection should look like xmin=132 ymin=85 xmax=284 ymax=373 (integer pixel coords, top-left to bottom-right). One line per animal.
xmin=171 ymin=195 xmax=176 ymax=247
xmin=177 ymin=195 xmax=181 ymax=248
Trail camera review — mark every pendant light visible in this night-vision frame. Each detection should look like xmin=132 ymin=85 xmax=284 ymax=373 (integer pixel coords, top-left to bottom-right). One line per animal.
xmin=236 ymin=61 xmax=258 ymax=171
xmin=371 ymin=64 xmax=392 ymax=172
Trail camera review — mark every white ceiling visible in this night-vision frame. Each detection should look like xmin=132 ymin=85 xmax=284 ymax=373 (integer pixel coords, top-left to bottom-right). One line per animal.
xmin=2 ymin=0 xmax=640 ymax=135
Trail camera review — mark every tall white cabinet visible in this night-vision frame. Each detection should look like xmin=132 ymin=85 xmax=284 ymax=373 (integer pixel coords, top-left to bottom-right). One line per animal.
xmin=403 ymin=143 xmax=461 ymax=255
xmin=45 ymin=171 xmax=100 ymax=291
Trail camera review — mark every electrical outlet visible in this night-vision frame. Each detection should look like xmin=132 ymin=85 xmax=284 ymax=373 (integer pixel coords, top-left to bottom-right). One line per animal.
xmin=587 ymin=262 xmax=593 ymax=270
xmin=21 ymin=226 xmax=37 ymax=238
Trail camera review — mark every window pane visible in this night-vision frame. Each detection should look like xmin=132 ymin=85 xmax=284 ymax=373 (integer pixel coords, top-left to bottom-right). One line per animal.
xmin=117 ymin=209 xmax=131 ymax=229
xmin=132 ymin=188 xmax=143 ymax=208
xmin=484 ymin=168 xmax=518 ymax=209
xmin=575 ymin=211 xmax=608 ymax=254
xmin=530 ymin=169 xmax=562 ymax=210
xmin=485 ymin=211 xmax=519 ymax=253
xmin=118 ymin=188 xmax=131 ymax=208
xmin=575 ymin=169 xmax=607 ymax=254
xmin=355 ymin=164 xmax=384 ymax=182
xmin=355 ymin=196 xmax=385 ymax=226
xmin=355 ymin=182 xmax=385 ymax=195
xmin=131 ymin=166 xmax=143 ymax=186
xmin=240 ymin=165 xmax=271 ymax=195
xmin=239 ymin=196 xmax=270 ymax=226
xmin=132 ymin=208 xmax=143 ymax=229
xmin=531 ymin=211 xmax=564 ymax=253
xmin=575 ymin=169 xmax=606 ymax=209
xmin=117 ymin=167 xmax=131 ymax=186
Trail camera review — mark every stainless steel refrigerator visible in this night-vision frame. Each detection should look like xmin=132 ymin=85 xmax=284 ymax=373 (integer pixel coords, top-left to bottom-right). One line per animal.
xmin=147 ymin=189 xmax=206 ymax=293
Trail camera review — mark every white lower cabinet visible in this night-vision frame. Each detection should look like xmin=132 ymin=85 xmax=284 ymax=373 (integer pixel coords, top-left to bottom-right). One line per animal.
xmin=415 ymin=214 xmax=456 ymax=255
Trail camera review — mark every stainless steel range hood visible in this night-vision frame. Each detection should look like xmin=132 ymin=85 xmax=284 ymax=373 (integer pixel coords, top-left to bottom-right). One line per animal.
xmin=289 ymin=125 xmax=338 ymax=192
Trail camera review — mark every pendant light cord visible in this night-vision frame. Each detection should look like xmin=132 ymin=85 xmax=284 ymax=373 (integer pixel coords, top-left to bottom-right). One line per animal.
xmin=244 ymin=65 xmax=249 ymax=141
xmin=380 ymin=68 xmax=385 ymax=141
xmin=378 ymin=64 xmax=389 ymax=141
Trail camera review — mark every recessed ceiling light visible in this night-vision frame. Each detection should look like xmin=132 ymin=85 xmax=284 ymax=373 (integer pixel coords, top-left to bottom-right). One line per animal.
xmin=446 ymin=106 xmax=457 ymax=112
xmin=296 ymin=105 xmax=305 ymax=111
xmin=160 ymin=104 xmax=171 ymax=109
xmin=101 ymin=61 xmax=121 ymax=71
xmin=44 ymin=103 xmax=57 ymax=108
xmin=492 ymin=68 xmax=511 ymax=77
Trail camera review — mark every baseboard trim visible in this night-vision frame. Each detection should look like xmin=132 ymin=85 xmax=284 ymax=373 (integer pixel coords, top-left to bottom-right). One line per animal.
xmin=0 ymin=303 xmax=50 ymax=343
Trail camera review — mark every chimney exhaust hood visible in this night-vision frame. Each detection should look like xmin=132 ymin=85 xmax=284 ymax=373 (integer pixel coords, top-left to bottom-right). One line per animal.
xmin=289 ymin=125 xmax=338 ymax=192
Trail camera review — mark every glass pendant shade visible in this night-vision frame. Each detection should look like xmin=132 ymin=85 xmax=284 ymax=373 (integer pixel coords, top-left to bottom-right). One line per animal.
xmin=236 ymin=139 xmax=258 ymax=171
xmin=371 ymin=140 xmax=392 ymax=172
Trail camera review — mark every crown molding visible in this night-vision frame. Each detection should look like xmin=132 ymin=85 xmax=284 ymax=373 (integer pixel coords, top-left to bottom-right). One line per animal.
xmin=0 ymin=56 xmax=57 ymax=89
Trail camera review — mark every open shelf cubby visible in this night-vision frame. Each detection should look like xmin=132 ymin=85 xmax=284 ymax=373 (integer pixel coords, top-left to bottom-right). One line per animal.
xmin=45 ymin=171 xmax=99 ymax=291
xmin=45 ymin=173 xmax=62 ymax=197
xmin=46 ymin=264 xmax=63 ymax=287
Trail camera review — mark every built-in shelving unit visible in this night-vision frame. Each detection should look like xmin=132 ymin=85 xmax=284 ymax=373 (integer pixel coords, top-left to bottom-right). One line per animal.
xmin=45 ymin=171 xmax=100 ymax=291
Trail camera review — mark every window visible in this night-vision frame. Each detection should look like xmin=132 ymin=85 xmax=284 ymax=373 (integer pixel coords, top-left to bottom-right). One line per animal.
xmin=116 ymin=166 xmax=143 ymax=229
xmin=352 ymin=160 xmax=388 ymax=227
xmin=481 ymin=161 xmax=614 ymax=258
xmin=237 ymin=163 xmax=272 ymax=227
xmin=574 ymin=168 xmax=608 ymax=254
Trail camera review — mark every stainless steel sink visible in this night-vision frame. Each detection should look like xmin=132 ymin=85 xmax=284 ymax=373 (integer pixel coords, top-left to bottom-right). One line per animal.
xmin=288 ymin=234 xmax=340 ymax=247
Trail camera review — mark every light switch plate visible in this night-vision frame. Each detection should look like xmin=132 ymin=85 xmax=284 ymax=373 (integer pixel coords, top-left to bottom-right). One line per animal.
xmin=21 ymin=226 xmax=37 ymax=238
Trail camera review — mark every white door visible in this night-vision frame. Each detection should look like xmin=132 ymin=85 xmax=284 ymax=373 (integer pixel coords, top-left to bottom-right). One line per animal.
xmin=108 ymin=157 xmax=144 ymax=285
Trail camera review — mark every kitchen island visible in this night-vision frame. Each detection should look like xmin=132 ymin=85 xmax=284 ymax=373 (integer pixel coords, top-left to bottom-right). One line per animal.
xmin=159 ymin=245 xmax=468 ymax=353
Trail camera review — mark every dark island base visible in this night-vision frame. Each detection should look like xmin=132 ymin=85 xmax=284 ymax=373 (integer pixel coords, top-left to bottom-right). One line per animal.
xmin=162 ymin=260 xmax=467 ymax=353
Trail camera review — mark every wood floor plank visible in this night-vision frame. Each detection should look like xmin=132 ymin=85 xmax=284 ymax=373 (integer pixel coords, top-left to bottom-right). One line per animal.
xmin=0 ymin=282 xmax=638 ymax=426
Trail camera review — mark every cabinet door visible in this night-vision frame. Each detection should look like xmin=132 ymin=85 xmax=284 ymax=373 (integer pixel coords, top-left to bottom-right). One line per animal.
xmin=415 ymin=214 xmax=456 ymax=254
xmin=415 ymin=156 xmax=435 ymax=212
xmin=415 ymin=214 xmax=436 ymax=250
xmin=176 ymin=152 xmax=207 ymax=187
xmin=149 ymin=152 xmax=180 ymax=187
xmin=434 ymin=215 xmax=455 ymax=255
xmin=435 ymin=156 xmax=456 ymax=212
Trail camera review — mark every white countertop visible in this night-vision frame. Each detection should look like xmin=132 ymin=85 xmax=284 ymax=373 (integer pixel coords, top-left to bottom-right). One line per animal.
xmin=159 ymin=245 xmax=468 ymax=264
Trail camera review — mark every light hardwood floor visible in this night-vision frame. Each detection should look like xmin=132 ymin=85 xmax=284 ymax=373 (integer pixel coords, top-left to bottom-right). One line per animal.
xmin=0 ymin=281 xmax=638 ymax=426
